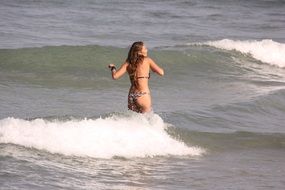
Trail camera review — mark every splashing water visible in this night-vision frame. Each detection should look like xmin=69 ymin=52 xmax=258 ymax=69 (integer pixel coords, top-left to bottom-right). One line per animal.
xmin=195 ymin=39 xmax=285 ymax=68
xmin=0 ymin=113 xmax=204 ymax=159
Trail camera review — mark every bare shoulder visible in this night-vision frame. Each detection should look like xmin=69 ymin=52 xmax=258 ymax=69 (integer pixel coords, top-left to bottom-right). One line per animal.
xmin=145 ymin=57 xmax=155 ymax=64
xmin=145 ymin=56 xmax=164 ymax=76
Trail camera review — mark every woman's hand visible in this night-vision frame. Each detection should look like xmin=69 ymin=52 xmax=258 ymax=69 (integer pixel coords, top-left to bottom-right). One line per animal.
xmin=108 ymin=64 xmax=116 ymax=69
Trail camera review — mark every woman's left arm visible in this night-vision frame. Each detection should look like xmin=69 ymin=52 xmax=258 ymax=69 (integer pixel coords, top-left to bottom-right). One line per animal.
xmin=108 ymin=62 xmax=128 ymax=80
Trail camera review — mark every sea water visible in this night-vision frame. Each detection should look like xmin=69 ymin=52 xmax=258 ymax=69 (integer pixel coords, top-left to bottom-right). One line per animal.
xmin=1 ymin=0 xmax=285 ymax=189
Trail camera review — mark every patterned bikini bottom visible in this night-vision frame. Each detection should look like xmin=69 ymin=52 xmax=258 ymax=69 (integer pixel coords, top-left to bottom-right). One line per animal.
xmin=128 ymin=92 xmax=148 ymax=113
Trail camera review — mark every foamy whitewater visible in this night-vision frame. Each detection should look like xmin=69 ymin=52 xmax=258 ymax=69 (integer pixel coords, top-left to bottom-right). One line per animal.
xmin=0 ymin=113 xmax=203 ymax=159
xmin=198 ymin=39 xmax=285 ymax=68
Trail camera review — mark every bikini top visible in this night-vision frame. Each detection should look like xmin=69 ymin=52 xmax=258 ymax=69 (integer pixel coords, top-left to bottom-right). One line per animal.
xmin=137 ymin=73 xmax=150 ymax=79
xmin=130 ymin=73 xmax=150 ymax=80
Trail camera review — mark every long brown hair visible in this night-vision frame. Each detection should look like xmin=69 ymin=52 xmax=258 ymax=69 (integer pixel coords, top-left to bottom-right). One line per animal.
xmin=127 ymin=41 xmax=144 ymax=86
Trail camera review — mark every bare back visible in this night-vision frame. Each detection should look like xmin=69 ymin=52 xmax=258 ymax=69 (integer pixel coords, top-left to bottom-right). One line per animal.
xmin=127 ymin=57 xmax=151 ymax=93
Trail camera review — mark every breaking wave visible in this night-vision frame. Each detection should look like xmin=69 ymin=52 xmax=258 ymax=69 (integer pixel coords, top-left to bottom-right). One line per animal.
xmin=0 ymin=113 xmax=204 ymax=159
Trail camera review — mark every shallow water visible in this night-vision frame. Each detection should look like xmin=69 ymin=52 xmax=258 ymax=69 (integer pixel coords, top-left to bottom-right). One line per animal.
xmin=1 ymin=0 xmax=285 ymax=189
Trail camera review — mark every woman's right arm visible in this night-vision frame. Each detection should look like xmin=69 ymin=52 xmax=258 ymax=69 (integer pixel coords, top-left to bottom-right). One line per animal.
xmin=108 ymin=62 xmax=128 ymax=80
xmin=149 ymin=58 xmax=164 ymax=76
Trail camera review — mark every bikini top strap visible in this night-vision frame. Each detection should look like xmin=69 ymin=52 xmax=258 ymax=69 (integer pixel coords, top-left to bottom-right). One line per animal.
xmin=137 ymin=73 xmax=150 ymax=79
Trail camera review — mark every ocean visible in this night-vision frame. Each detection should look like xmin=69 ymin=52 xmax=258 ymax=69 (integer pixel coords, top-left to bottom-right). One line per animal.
xmin=1 ymin=0 xmax=285 ymax=189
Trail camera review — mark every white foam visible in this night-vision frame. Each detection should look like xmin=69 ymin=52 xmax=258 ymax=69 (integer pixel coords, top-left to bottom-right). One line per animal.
xmin=197 ymin=39 xmax=285 ymax=68
xmin=0 ymin=113 xmax=204 ymax=159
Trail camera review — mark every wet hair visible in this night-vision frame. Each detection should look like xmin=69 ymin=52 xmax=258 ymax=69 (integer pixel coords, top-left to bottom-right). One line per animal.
xmin=126 ymin=41 xmax=145 ymax=86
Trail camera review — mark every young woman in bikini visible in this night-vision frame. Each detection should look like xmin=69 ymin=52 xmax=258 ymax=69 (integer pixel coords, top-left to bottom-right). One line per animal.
xmin=108 ymin=41 xmax=164 ymax=113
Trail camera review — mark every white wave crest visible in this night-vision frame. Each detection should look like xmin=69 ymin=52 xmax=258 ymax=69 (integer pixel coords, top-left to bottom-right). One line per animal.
xmin=198 ymin=39 xmax=285 ymax=68
xmin=0 ymin=113 xmax=204 ymax=159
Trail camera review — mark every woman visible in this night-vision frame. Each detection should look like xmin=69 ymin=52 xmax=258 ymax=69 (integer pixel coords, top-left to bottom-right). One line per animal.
xmin=108 ymin=41 xmax=164 ymax=113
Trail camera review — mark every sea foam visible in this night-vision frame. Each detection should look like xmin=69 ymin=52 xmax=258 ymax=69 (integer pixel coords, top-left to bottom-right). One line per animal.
xmin=0 ymin=113 xmax=203 ymax=159
xmin=197 ymin=39 xmax=285 ymax=68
